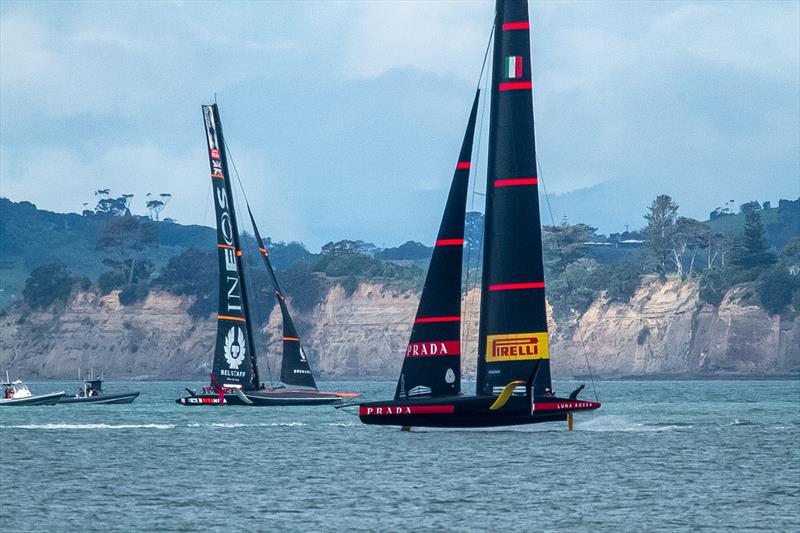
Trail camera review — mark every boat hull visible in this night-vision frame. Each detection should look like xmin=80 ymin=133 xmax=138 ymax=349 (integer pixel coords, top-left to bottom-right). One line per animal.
xmin=176 ymin=389 xmax=357 ymax=406
xmin=0 ymin=391 xmax=65 ymax=406
xmin=358 ymin=395 xmax=600 ymax=428
xmin=58 ymin=392 xmax=139 ymax=404
xmin=240 ymin=389 xmax=346 ymax=406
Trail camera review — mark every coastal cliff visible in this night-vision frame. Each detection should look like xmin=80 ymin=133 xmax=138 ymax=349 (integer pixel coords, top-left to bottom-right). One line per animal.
xmin=0 ymin=279 xmax=797 ymax=380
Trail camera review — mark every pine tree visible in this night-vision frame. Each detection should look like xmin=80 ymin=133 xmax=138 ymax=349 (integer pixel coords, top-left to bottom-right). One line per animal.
xmin=733 ymin=210 xmax=776 ymax=270
xmin=643 ymin=195 xmax=678 ymax=280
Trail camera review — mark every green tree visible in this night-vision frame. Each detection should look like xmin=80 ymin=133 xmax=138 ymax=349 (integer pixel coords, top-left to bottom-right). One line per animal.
xmin=96 ymin=217 xmax=158 ymax=283
xmin=670 ymin=217 xmax=711 ymax=278
xmin=155 ymin=249 xmax=217 ymax=318
xmin=547 ymin=258 xmax=601 ymax=321
xmin=597 ymin=261 xmax=642 ymax=303
xmin=739 ymin=201 xmax=761 ymax=215
xmin=778 ymin=237 xmax=800 ymax=268
xmin=643 ymin=195 xmax=679 ymax=280
xmin=732 ymin=210 xmax=776 ymax=271
xmin=22 ymin=263 xmax=73 ymax=308
xmin=758 ymin=267 xmax=797 ymax=314
xmin=699 ymin=269 xmax=729 ymax=306
xmin=542 ymin=221 xmax=597 ymax=278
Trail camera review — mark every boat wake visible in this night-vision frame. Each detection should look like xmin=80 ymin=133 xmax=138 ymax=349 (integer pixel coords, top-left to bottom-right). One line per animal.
xmin=577 ymin=415 xmax=690 ymax=432
xmin=0 ymin=423 xmax=175 ymax=430
xmin=185 ymin=422 xmax=306 ymax=428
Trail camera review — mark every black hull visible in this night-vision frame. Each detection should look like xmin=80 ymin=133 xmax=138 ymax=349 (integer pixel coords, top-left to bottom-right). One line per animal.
xmin=242 ymin=389 xmax=344 ymax=406
xmin=0 ymin=391 xmax=65 ymax=406
xmin=176 ymin=389 xmax=354 ymax=406
xmin=58 ymin=392 xmax=139 ymax=404
xmin=359 ymin=395 xmax=600 ymax=428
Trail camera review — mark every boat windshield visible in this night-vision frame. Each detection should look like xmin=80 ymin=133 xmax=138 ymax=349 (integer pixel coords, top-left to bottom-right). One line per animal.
xmin=12 ymin=381 xmax=31 ymax=393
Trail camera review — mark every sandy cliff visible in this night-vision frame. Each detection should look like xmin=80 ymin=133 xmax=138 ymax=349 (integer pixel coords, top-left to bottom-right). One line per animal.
xmin=0 ymin=279 xmax=797 ymax=379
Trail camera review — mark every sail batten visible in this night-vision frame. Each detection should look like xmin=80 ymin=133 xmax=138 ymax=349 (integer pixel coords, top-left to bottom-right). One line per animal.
xmin=394 ymin=90 xmax=480 ymax=400
xmin=476 ymin=0 xmax=553 ymax=397
xmin=203 ymin=104 xmax=260 ymax=391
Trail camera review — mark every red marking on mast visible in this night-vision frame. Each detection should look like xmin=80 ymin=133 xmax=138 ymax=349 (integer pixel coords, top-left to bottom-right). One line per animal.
xmin=283 ymin=337 xmax=300 ymax=342
xmin=217 ymin=244 xmax=234 ymax=249
xmin=494 ymin=178 xmax=538 ymax=187
xmin=415 ymin=316 xmax=461 ymax=323
xmin=211 ymin=173 xmax=225 ymax=180
xmin=456 ymin=162 xmax=471 ymax=170
xmin=488 ymin=282 xmax=545 ymax=291
xmin=435 ymin=239 xmax=464 ymax=247
xmin=503 ymin=21 xmax=530 ymax=30
xmin=498 ymin=81 xmax=532 ymax=91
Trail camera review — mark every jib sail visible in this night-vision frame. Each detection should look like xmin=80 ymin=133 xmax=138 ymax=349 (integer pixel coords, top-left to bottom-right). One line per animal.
xmin=476 ymin=1 xmax=553 ymax=397
xmin=202 ymin=104 xmax=260 ymax=391
xmin=246 ymin=208 xmax=318 ymax=390
xmin=395 ymin=91 xmax=480 ymax=399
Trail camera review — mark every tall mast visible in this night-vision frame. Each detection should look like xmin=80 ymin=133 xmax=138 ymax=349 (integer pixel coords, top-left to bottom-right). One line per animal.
xmin=476 ymin=0 xmax=553 ymax=397
xmin=202 ymin=104 xmax=260 ymax=390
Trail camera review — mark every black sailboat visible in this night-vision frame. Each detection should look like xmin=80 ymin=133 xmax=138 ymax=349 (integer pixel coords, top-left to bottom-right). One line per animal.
xmin=358 ymin=0 xmax=600 ymax=428
xmin=177 ymin=104 xmax=358 ymax=406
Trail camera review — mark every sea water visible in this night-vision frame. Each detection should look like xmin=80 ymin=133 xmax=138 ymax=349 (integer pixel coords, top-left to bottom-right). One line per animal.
xmin=1 ymin=379 xmax=798 ymax=532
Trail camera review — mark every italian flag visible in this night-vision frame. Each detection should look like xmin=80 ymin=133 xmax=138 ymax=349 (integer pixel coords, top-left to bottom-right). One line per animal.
xmin=505 ymin=55 xmax=522 ymax=79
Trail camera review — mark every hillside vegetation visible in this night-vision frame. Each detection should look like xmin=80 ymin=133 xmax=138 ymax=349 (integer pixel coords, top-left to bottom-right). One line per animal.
xmin=2 ymin=195 xmax=799 ymax=321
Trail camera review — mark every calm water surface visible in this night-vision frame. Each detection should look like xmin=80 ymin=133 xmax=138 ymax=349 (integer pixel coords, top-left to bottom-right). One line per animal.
xmin=1 ymin=379 xmax=798 ymax=532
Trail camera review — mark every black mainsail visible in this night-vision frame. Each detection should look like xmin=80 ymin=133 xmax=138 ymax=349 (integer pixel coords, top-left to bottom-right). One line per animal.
xmin=179 ymin=104 xmax=358 ymax=406
xmin=246 ymin=208 xmax=318 ymax=390
xmin=357 ymin=0 xmax=599 ymax=428
xmin=203 ymin=104 xmax=260 ymax=391
xmin=476 ymin=0 xmax=551 ymax=398
xmin=394 ymin=91 xmax=479 ymax=400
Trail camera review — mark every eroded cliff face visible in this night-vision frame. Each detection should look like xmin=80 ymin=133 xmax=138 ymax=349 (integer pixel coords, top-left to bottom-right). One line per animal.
xmin=551 ymin=279 xmax=799 ymax=378
xmin=0 ymin=279 xmax=797 ymax=380
xmin=0 ymin=291 xmax=215 ymax=379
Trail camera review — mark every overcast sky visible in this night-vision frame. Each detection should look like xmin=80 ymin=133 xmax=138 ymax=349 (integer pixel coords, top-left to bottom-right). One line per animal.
xmin=1 ymin=1 xmax=798 ymax=249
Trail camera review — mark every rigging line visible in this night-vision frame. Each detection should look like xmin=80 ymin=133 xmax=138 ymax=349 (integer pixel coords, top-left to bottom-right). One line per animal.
xmin=535 ymin=157 xmax=599 ymax=404
xmin=463 ymin=32 xmax=492 ymax=354
xmin=529 ymin=46 xmax=597 ymax=401
xmin=476 ymin=22 xmax=495 ymax=89
xmin=223 ymin=138 xmax=276 ymax=386
xmin=234 ymin=181 xmax=275 ymax=386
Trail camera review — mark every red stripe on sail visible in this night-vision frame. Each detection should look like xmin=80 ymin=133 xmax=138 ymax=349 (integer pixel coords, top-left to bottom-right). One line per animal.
xmin=435 ymin=239 xmax=464 ymax=246
xmin=498 ymin=81 xmax=532 ymax=91
xmin=415 ymin=316 xmax=461 ymax=323
xmin=502 ymin=21 xmax=530 ymax=30
xmin=494 ymin=178 xmax=538 ymax=187
xmin=456 ymin=161 xmax=471 ymax=170
xmin=488 ymin=282 xmax=545 ymax=291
